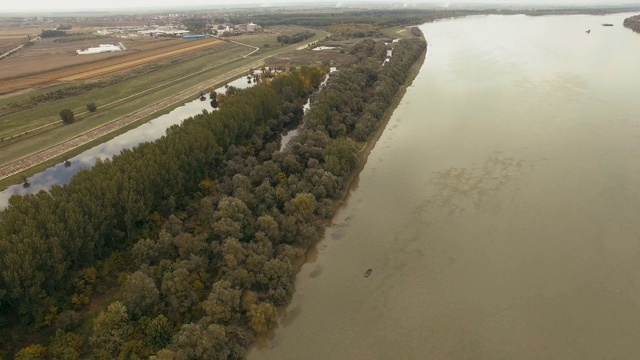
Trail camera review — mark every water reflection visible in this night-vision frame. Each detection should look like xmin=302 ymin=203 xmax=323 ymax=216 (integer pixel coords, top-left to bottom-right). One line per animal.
xmin=0 ymin=73 xmax=260 ymax=209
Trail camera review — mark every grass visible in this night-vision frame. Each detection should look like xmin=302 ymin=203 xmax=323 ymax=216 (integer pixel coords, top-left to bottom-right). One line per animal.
xmin=379 ymin=26 xmax=414 ymax=39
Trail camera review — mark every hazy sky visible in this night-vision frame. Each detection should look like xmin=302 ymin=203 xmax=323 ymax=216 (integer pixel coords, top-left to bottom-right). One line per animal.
xmin=3 ymin=0 xmax=640 ymax=13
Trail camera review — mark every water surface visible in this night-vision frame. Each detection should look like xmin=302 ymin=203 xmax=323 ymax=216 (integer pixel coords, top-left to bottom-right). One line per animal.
xmin=250 ymin=13 xmax=640 ymax=359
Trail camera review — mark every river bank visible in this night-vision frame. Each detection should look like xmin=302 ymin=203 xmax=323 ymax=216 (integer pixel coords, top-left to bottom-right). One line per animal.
xmin=252 ymin=38 xmax=428 ymax=354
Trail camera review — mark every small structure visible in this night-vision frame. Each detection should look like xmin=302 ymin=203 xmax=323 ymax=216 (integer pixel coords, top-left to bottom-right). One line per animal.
xmin=76 ymin=44 xmax=122 ymax=55
xmin=183 ymin=34 xmax=206 ymax=40
xmin=247 ymin=22 xmax=257 ymax=32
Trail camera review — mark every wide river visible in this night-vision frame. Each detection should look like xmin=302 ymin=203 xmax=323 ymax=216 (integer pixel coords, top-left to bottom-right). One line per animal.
xmin=249 ymin=13 xmax=640 ymax=359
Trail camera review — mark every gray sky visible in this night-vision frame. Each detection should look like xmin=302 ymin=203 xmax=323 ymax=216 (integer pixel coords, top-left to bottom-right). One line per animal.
xmin=3 ymin=0 xmax=639 ymax=13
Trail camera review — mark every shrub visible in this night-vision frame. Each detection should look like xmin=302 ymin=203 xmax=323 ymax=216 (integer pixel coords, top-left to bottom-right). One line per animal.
xmin=86 ymin=103 xmax=97 ymax=112
xmin=59 ymin=108 xmax=75 ymax=124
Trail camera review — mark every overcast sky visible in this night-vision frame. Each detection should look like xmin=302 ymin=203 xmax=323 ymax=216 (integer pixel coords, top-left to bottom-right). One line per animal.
xmin=3 ymin=0 xmax=640 ymax=13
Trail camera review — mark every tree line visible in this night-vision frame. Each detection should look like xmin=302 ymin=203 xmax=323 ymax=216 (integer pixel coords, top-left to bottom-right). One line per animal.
xmin=2 ymin=35 xmax=426 ymax=359
xmin=276 ymin=31 xmax=316 ymax=45
xmin=40 ymin=30 xmax=67 ymax=38
xmin=624 ymin=14 xmax=640 ymax=33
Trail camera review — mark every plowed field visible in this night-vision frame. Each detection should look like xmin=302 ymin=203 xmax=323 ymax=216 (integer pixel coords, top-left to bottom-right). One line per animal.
xmin=0 ymin=38 xmax=224 ymax=92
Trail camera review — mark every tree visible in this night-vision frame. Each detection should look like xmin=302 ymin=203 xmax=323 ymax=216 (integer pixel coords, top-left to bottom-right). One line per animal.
xmin=89 ymin=301 xmax=131 ymax=357
xmin=122 ymin=271 xmax=159 ymax=319
xmin=247 ymin=302 xmax=278 ymax=334
xmin=87 ymin=102 xmax=98 ymax=112
xmin=146 ymin=314 xmax=172 ymax=351
xmin=48 ymin=329 xmax=84 ymax=360
xmin=201 ymin=280 xmax=242 ymax=323
xmin=14 ymin=344 xmax=47 ymax=360
xmin=161 ymin=268 xmax=199 ymax=322
xmin=170 ymin=323 xmax=229 ymax=360
xmin=60 ymin=108 xmax=75 ymax=124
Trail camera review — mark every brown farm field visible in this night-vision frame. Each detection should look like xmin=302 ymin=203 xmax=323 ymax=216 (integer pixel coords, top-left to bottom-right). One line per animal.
xmin=0 ymin=25 xmax=42 ymax=53
xmin=0 ymin=37 xmax=226 ymax=92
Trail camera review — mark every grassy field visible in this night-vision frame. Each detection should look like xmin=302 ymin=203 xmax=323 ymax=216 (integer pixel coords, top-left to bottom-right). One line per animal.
xmin=380 ymin=26 xmax=415 ymax=39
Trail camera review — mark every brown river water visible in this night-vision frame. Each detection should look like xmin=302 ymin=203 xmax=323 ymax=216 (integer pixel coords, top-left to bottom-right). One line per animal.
xmin=249 ymin=13 xmax=640 ymax=359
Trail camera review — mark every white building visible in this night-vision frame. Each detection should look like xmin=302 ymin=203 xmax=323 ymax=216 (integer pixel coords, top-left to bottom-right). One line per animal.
xmin=76 ymin=44 xmax=122 ymax=55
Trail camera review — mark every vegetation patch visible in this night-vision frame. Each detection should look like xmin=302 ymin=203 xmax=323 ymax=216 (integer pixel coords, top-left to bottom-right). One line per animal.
xmin=624 ymin=14 xmax=640 ymax=33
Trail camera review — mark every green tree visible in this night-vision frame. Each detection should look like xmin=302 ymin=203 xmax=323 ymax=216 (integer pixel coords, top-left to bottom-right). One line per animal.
xmin=122 ymin=271 xmax=159 ymax=319
xmin=89 ymin=301 xmax=131 ymax=357
xmin=161 ymin=268 xmax=199 ymax=322
xmin=170 ymin=323 xmax=229 ymax=360
xmin=86 ymin=102 xmax=98 ymax=112
xmin=48 ymin=329 xmax=84 ymax=360
xmin=201 ymin=280 xmax=242 ymax=324
xmin=59 ymin=108 xmax=75 ymax=124
xmin=146 ymin=314 xmax=172 ymax=351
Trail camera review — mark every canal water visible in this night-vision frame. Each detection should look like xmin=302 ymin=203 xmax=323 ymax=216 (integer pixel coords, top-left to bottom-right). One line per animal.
xmin=249 ymin=13 xmax=640 ymax=359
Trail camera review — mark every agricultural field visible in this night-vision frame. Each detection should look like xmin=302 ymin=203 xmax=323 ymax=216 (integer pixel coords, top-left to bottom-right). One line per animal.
xmin=0 ymin=24 xmax=41 ymax=53
xmin=266 ymin=48 xmax=355 ymax=68
xmin=0 ymin=36 xmax=226 ymax=92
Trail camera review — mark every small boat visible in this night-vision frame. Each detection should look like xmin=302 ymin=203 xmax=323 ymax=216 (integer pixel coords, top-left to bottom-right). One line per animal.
xmin=586 ymin=29 xmax=591 ymax=34
xmin=602 ymin=23 xmax=614 ymax=27
xmin=364 ymin=268 xmax=372 ymax=277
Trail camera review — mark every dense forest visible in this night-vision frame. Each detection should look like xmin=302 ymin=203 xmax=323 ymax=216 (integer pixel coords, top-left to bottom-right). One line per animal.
xmin=0 ymin=29 xmax=426 ymax=358
xmin=624 ymin=14 xmax=640 ymax=33
xmin=276 ymin=31 xmax=316 ymax=45
xmin=40 ymin=30 xmax=67 ymax=38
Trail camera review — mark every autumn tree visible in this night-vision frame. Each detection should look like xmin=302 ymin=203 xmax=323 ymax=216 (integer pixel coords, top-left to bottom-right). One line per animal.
xmin=247 ymin=302 xmax=278 ymax=334
xmin=122 ymin=271 xmax=160 ymax=319
xmin=169 ymin=323 xmax=229 ymax=360
xmin=89 ymin=302 xmax=131 ymax=357
xmin=161 ymin=268 xmax=199 ymax=323
xmin=146 ymin=314 xmax=173 ymax=352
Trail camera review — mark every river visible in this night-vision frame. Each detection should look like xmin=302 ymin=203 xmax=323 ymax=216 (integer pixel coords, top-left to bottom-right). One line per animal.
xmin=249 ymin=13 xmax=640 ymax=359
